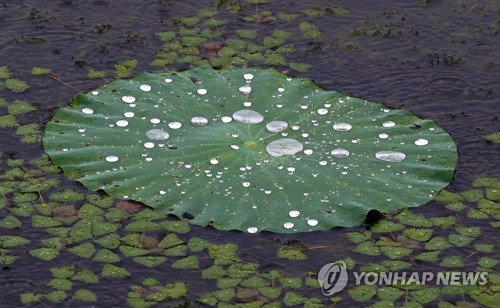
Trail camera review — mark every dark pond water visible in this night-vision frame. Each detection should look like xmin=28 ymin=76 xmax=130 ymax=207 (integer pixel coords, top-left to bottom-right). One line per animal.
xmin=0 ymin=0 xmax=499 ymax=307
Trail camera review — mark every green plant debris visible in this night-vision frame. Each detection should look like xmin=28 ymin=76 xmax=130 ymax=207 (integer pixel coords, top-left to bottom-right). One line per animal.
xmin=484 ymin=132 xmax=500 ymax=143
xmin=378 ymin=287 xmax=405 ymax=301
xmin=113 ymin=59 xmax=139 ymax=79
xmin=162 ymin=220 xmax=191 ymax=233
xmin=133 ymin=256 xmax=167 ymax=268
xmin=0 ymin=215 xmax=22 ymax=229
xmin=404 ymin=228 xmax=433 ymax=241
xmin=68 ymin=242 xmax=95 ymax=259
xmin=289 ymin=62 xmax=312 ymax=73
xmin=477 ymin=257 xmax=498 ymax=268
xmin=50 ymin=266 xmax=75 ymax=279
xmin=228 ymin=263 xmax=258 ymax=279
xmin=353 ymin=241 xmax=381 ymax=256
xmin=435 ymin=190 xmax=463 ymax=203
xmin=411 ymin=287 xmax=440 ymax=304
xmin=0 ymin=114 xmax=19 ymax=128
xmin=188 ymin=237 xmax=210 ymax=252
xmin=445 ymin=202 xmax=465 ymax=212
xmin=72 ymin=268 xmax=99 ymax=284
xmin=0 ymin=66 xmax=11 ymax=78
xmin=29 ymin=247 xmax=60 ymax=261
xmin=305 ymin=9 xmax=324 ymax=18
xmin=125 ymin=220 xmax=162 ymax=232
xmin=32 ymin=67 xmax=51 ymax=75
xmin=430 ymin=216 xmax=456 ymax=228
xmin=47 ymin=278 xmax=72 ymax=291
xmin=132 ymin=208 xmax=166 ymax=221
xmin=440 ymin=256 xmax=464 ymax=267
xmin=6 ymin=78 xmax=30 ymax=93
xmin=93 ymin=249 xmax=120 ymax=263
xmin=283 ymin=291 xmax=306 ymax=306
xmin=0 ymin=235 xmax=30 ymax=248
xmin=346 ymin=230 xmax=372 ymax=243
xmin=475 ymin=243 xmax=494 ymax=253
xmin=474 ymin=177 xmax=500 ymax=189
xmin=213 ymin=288 xmax=235 ymax=301
xmin=415 ymin=250 xmax=441 ymax=262
xmin=73 ymin=289 xmax=97 ymax=302
xmin=8 ymin=100 xmax=37 ymax=115
xmin=277 ymin=247 xmax=307 ymax=260
xmin=44 ymin=290 xmax=67 ymax=303
xmin=371 ymin=220 xmax=405 ymax=233
xmin=0 ymin=255 xmax=19 ymax=265
xmin=157 ymin=233 xmax=184 ymax=249
xmin=20 ymin=293 xmax=42 ymax=304
xmin=172 ymin=255 xmax=199 ymax=269
xmin=277 ymin=12 xmax=298 ymax=21
xmin=87 ymin=70 xmax=107 ymax=79
xmin=330 ymin=7 xmax=350 ymax=15
xmin=142 ymin=277 xmax=160 ymax=286
xmin=299 ymin=22 xmax=322 ymax=39
xmin=49 ymin=188 xmax=84 ymax=202
xmin=236 ymin=29 xmax=257 ymax=40
xmin=119 ymin=245 xmax=150 ymax=257
xmin=101 ymin=264 xmax=131 ymax=278
xmin=448 ymin=234 xmax=475 ymax=247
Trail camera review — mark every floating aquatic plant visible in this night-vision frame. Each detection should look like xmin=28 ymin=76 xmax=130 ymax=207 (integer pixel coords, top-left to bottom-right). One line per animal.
xmin=43 ymin=66 xmax=457 ymax=233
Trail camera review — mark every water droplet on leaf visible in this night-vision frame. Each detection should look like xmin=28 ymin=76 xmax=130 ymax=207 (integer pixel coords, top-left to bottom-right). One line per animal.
xmin=233 ymin=109 xmax=264 ymax=124
xmin=375 ymin=151 xmax=406 ymax=162
xmin=266 ymin=138 xmax=304 ymax=157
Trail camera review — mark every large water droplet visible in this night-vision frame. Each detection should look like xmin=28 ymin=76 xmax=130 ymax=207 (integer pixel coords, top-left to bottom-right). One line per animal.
xmin=415 ymin=138 xmax=429 ymax=146
xmin=266 ymin=121 xmax=288 ymax=133
xmin=164 ymin=78 xmax=173 ymax=83
xmin=82 ymin=108 xmax=94 ymax=114
xmin=197 ymin=89 xmax=207 ymax=95
xmin=210 ymin=157 xmax=219 ymax=165
xmin=375 ymin=151 xmax=406 ymax=162
xmin=317 ymin=109 xmax=328 ymax=115
xmin=105 ymin=155 xmax=119 ymax=162
xmin=144 ymin=142 xmax=155 ymax=149
xmin=333 ymin=123 xmax=352 ymax=131
xmin=304 ymin=149 xmax=313 ymax=155
xmin=289 ymin=210 xmax=300 ymax=218
xmin=247 ymin=226 xmax=258 ymax=233
xmin=307 ymin=219 xmax=318 ymax=226
xmin=383 ymin=121 xmax=396 ymax=127
xmin=239 ymin=85 xmax=252 ymax=94
xmin=221 ymin=116 xmax=232 ymax=123
xmin=124 ymin=112 xmax=134 ymax=118
xmin=150 ymin=118 xmax=161 ymax=124
xmin=266 ymin=138 xmax=304 ymax=157
xmin=243 ymin=101 xmax=252 ymax=107
xmin=191 ymin=117 xmax=208 ymax=126
xmin=378 ymin=133 xmax=389 ymax=139
xmin=244 ymin=73 xmax=254 ymax=80
xmin=122 ymin=96 xmax=136 ymax=103
xmin=331 ymin=148 xmax=350 ymax=158
xmin=116 ymin=120 xmax=129 ymax=127
xmin=283 ymin=222 xmax=294 ymax=229
xmin=146 ymin=129 xmax=170 ymax=141
xmin=233 ymin=109 xmax=264 ymax=124
xmin=242 ymin=182 xmax=251 ymax=187
xmin=168 ymin=122 xmax=182 ymax=129
xmin=140 ymin=84 xmax=151 ymax=92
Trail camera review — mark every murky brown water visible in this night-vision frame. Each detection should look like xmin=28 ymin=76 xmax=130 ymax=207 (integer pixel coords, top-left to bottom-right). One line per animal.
xmin=0 ymin=0 xmax=498 ymax=306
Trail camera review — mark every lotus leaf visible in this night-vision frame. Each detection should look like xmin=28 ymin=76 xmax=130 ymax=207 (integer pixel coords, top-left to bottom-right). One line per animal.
xmin=43 ymin=66 xmax=457 ymax=233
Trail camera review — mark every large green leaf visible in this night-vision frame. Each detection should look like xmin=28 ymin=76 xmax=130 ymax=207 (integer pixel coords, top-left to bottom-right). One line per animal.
xmin=43 ymin=66 xmax=457 ymax=233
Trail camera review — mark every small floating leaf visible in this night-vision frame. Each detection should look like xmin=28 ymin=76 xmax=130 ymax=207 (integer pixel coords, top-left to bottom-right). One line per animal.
xmin=47 ymin=278 xmax=72 ymax=291
xmin=72 ymin=268 xmax=99 ymax=284
xmin=415 ymin=251 xmax=441 ymax=262
xmin=277 ymin=247 xmax=307 ymax=260
xmin=50 ymin=266 xmax=75 ymax=279
xmin=440 ymin=256 xmax=464 ymax=267
xmin=93 ymin=249 xmax=120 ymax=263
xmin=29 ymin=247 xmax=60 ymax=261
xmin=32 ymin=67 xmax=52 ymax=75
xmin=45 ymin=290 xmax=67 ymax=303
xmin=87 ymin=70 xmax=107 ymax=79
xmin=425 ymin=236 xmax=451 ymax=250
xmin=73 ymin=289 xmax=97 ymax=302
xmin=348 ymin=285 xmax=377 ymax=302
xmin=44 ymin=67 xmax=458 ymax=233
xmin=20 ymin=293 xmax=42 ymax=304
xmin=101 ymin=264 xmax=131 ymax=278
xmin=6 ymin=78 xmax=30 ymax=93
xmin=172 ymin=255 xmax=199 ymax=269
xmin=68 ymin=242 xmax=95 ymax=259
xmin=283 ymin=291 xmax=306 ymax=306
xmin=403 ymin=228 xmax=433 ymax=241
xmin=411 ymin=288 xmax=440 ymax=304
xmin=133 ymin=256 xmax=167 ymax=268
xmin=202 ymin=265 xmax=227 ymax=279
xmin=0 ymin=235 xmax=30 ymax=248
xmin=448 ymin=234 xmax=475 ymax=247
xmin=484 ymin=132 xmax=500 ymax=144
xmin=8 ymin=100 xmax=36 ymax=115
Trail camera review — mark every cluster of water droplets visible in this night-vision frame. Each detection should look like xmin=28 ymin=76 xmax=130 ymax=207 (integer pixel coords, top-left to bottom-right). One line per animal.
xmin=77 ymin=70 xmax=436 ymax=233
